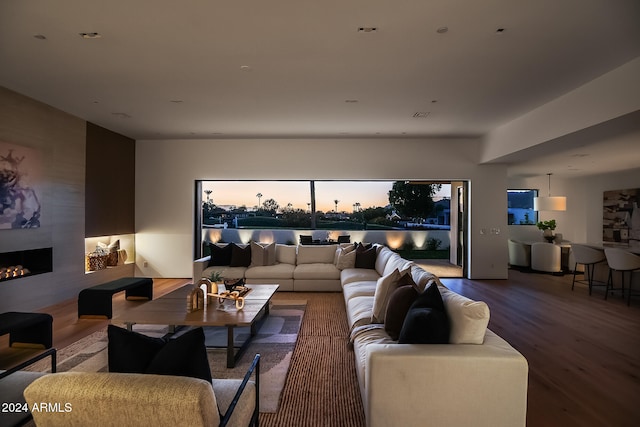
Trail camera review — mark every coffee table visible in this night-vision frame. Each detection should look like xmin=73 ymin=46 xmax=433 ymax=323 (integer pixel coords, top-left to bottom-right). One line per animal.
xmin=113 ymin=284 xmax=279 ymax=368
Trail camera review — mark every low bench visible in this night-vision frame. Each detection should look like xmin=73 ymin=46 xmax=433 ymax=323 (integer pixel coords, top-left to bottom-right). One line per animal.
xmin=78 ymin=277 xmax=153 ymax=319
xmin=0 ymin=312 xmax=53 ymax=349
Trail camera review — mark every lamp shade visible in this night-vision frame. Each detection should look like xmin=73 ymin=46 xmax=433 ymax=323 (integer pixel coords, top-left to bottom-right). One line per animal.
xmin=533 ymin=196 xmax=566 ymax=211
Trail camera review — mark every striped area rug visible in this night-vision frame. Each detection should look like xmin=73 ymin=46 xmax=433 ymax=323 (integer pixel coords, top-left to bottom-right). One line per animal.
xmin=260 ymin=292 xmax=366 ymax=427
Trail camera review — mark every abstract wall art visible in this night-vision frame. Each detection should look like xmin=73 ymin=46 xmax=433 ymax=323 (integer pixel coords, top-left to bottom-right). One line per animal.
xmin=603 ymin=188 xmax=640 ymax=246
xmin=0 ymin=141 xmax=43 ymax=229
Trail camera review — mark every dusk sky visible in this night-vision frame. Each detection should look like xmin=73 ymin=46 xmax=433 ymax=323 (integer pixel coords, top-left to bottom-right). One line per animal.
xmin=202 ymin=181 xmax=450 ymax=213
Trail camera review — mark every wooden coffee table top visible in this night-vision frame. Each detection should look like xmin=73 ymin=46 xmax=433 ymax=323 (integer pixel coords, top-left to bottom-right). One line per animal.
xmin=113 ymin=284 xmax=279 ymax=328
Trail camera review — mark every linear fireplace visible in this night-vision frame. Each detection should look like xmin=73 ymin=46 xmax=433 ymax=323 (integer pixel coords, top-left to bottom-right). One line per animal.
xmin=0 ymin=248 xmax=53 ymax=282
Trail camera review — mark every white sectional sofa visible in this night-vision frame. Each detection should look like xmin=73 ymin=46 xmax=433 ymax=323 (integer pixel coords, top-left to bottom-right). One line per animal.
xmin=193 ymin=242 xmax=529 ymax=427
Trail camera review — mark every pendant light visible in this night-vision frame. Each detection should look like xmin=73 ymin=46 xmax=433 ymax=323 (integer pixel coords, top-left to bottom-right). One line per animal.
xmin=533 ymin=173 xmax=566 ymax=211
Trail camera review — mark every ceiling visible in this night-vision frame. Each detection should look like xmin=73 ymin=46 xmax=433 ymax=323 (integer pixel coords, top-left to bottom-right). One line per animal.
xmin=1 ymin=0 xmax=639 ymax=176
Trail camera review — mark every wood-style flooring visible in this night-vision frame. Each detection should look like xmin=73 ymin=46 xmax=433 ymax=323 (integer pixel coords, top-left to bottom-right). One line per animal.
xmin=3 ymin=272 xmax=639 ymax=426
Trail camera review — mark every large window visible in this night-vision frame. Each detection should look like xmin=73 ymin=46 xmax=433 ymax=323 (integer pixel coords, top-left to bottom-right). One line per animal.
xmin=200 ymin=180 xmax=451 ymax=231
xmin=508 ymin=189 xmax=538 ymax=225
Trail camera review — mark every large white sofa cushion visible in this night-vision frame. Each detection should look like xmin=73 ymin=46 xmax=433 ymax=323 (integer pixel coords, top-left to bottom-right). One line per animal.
xmin=411 ymin=264 xmax=440 ymax=292
xmin=342 ymin=281 xmax=377 ymax=302
xmin=276 ymin=244 xmax=297 ymax=265
xmin=340 ymin=268 xmax=380 ymax=286
xmin=346 ymin=296 xmax=374 ymax=329
xmin=244 ymin=263 xmax=295 ymax=279
xmin=202 ymin=266 xmax=247 ymax=281
xmin=382 ymin=253 xmax=412 ymax=277
xmin=374 ymin=246 xmax=395 ymax=276
xmin=294 ymin=263 xmax=341 ymax=280
xmin=296 ymin=245 xmax=337 ymax=264
xmin=439 ymin=285 xmax=490 ymax=344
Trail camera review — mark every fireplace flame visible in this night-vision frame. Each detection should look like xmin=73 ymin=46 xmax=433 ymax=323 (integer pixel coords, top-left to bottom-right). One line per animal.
xmin=0 ymin=265 xmax=31 ymax=281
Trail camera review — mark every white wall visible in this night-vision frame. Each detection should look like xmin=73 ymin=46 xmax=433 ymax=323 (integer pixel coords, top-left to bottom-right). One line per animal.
xmin=482 ymin=57 xmax=640 ymax=163
xmin=135 ymin=138 xmax=509 ymax=279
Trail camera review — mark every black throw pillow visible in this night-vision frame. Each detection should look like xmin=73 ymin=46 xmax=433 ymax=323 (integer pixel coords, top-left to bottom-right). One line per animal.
xmin=208 ymin=243 xmax=232 ymax=267
xmin=355 ymin=244 xmax=377 ymax=269
xmin=107 ymin=325 xmax=212 ymax=383
xmin=398 ymin=283 xmax=450 ymax=344
xmin=146 ymin=327 xmax=212 ymax=382
xmin=107 ymin=324 xmax=166 ymax=373
xmin=229 ymin=243 xmax=252 ymax=267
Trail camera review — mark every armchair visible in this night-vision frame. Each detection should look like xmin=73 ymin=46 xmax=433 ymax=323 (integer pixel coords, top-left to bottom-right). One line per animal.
xmin=24 ymin=354 xmax=260 ymax=427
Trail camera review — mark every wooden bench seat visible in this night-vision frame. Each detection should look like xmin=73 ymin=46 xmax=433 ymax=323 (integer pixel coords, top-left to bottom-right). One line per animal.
xmin=78 ymin=277 xmax=153 ymax=319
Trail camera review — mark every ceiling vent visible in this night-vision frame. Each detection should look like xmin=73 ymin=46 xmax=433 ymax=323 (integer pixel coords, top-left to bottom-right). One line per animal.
xmin=357 ymin=27 xmax=377 ymax=33
xmin=413 ymin=112 xmax=430 ymax=118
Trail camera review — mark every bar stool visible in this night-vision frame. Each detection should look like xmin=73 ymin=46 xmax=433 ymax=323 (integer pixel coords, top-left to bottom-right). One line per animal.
xmin=603 ymin=248 xmax=640 ymax=306
xmin=571 ymin=244 xmax=606 ymax=295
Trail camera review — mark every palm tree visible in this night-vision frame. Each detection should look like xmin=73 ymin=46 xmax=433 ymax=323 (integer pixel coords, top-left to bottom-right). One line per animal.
xmin=204 ymin=189 xmax=212 ymax=202
xmin=334 ymin=199 xmax=339 ymax=213
xmin=256 ymin=193 xmax=263 ymax=209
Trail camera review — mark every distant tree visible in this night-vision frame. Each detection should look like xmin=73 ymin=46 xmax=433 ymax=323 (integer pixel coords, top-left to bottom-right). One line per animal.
xmin=388 ymin=181 xmax=441 ymax=220
xmin=362 ymin=206 xmax=389 ymax=223
xmin=281 ymin=208 xmax=311 ymax=228
xmin=261 ymin=198 xmax=279 ymax=215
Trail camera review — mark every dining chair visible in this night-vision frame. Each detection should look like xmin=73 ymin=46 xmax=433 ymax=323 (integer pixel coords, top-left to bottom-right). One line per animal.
xmin=604 ymin=248 xmax=640 ymax=306
xmin=508 ymin=239 xmax=531 ymax=269
xmin=531 ymin=242 xmax=562 ymax=273
xmin=571 ymin=244 xmax=606 ymax=295
xmin=337 ymin=235 xmax=351 ymax=244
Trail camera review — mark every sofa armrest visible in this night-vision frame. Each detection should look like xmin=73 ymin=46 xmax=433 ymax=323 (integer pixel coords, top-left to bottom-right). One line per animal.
xmin=25 ymin=372 xmax=220 ymax=427
xmin=193 ymin=256 xmax=210 ymax=282
xmin=365 ymin=331 xmax=528 ymax=427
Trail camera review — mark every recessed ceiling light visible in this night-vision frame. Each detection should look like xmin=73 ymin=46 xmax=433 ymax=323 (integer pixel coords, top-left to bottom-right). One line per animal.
xmin=436 ymin=27 xmax=448 ymax=34
xmin=111 ymin=112 xmax=131 ymax=119
xmin=79 ymin=32 xmax=102 ymax=39
xmin=33 ymin=34 xmax=47 ymax=40
xmin=170 ymin=100 xmax=184 ymax=103
xmin=240 ymin=65 xmax=251 ymax=71
xmin=495 ymin=28 xmax=506 ymax=34
xmin=345 ymin=99 xmax=359 ymax=103
xmin=357 ymin=27 xmax=377 ymax=33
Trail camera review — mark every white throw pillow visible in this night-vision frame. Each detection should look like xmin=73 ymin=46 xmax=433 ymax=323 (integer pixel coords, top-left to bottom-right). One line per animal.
xmin=335 ymin=248 xmax=357 ymax=270
xmin=439 ymin=286 xmax=490 ymax=344
xmin=249 ymin=241 xmax=276 ymax=267
xmin=371 ymin=266 xmax=411 ymax=323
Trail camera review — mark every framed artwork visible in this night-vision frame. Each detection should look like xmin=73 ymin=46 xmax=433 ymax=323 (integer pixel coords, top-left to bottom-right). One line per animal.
xmin=0 ymin=141 xmax=43 ymax=229
xmin=603 ymin=188 xmax=640 ymax=245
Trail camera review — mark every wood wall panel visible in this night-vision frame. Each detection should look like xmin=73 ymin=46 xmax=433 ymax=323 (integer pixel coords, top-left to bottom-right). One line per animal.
xmin=85 ymin=122 xmax=135 ymax=237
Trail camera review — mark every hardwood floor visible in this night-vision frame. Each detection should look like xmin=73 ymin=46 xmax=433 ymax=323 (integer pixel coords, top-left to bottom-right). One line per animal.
xmin=442 ymin=270 xmax=640 ymax=427
xmin=4 ymin=273 xmax=639 ymax=426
